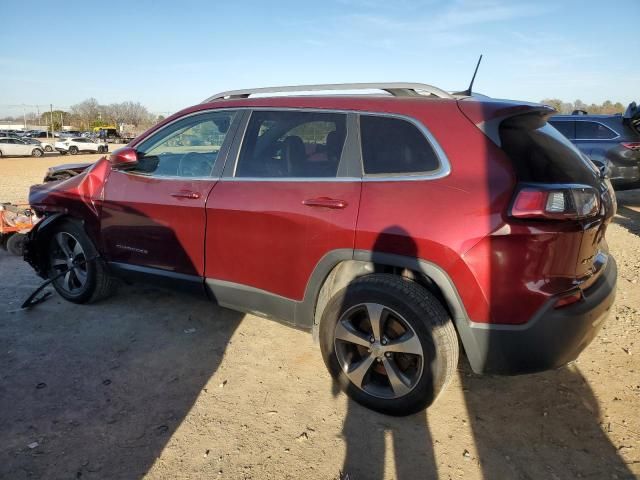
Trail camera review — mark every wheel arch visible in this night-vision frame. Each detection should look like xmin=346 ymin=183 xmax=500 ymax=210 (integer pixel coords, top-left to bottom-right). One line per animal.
xmin=302 ymin=249 xmax=485 ymax=372
xmin=24 ymin=213 xmax=98 ymax=278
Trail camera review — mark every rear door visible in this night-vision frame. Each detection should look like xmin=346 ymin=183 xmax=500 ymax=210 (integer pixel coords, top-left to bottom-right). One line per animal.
xmin=100 ymin=110 xmax=240 ymax=278
xmin=204 ymin=109 xmax=361 ymax=316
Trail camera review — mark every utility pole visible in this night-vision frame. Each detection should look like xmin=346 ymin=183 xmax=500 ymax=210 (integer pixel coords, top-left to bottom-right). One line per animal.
xmin=50 ymin=104 xmax=54 ymax=139
xmin=22 ymin=104 xmax=26 ymax=130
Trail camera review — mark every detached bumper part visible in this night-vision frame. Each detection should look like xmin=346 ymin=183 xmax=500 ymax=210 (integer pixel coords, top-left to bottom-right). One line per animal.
xmin=467 ymin=257 xmax=617 ymax=375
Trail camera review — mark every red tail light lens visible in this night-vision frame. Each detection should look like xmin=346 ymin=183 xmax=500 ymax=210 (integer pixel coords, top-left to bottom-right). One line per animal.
xmin=621 ymin=142 xmax=640 ymax=151
xmin=510 ymin=185 xmax=599 ymax=220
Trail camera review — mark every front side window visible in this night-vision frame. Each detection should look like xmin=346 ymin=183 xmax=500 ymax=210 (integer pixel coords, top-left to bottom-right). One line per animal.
xmin=235 ymin=110 xmax=346 ymax=178
xmin=575 ymin=121 xmax=617 ymax=140
xmin=134 ymin=110 xmax=237 ymax=177
xmin=359 ymin=115 xmax=440 ymax=175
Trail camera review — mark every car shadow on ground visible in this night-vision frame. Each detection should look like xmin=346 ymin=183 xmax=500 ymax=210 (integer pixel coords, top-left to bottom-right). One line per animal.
xmin=0 ymin=251 xmax=244 ymax=479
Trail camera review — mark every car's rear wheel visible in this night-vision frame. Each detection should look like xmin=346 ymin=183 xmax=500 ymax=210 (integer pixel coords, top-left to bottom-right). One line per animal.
xmin=44 ymin=145 xmax=53 ymax=152
xmin=32 ymin=148 xmax=43 ymax=157
xmin=320 ymin=274 xmax=458 ymax=416
xmin=68 ymin=146 xmax=78 ymax=155
xmin=47 ymin=220 xmax=116 ymax=303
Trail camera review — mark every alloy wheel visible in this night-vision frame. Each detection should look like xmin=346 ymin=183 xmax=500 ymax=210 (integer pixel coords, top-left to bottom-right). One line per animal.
xmin=49 ymin=232 xmax=88 ymax=294
xmin=334 ymin=303 xmax=424 ymax=399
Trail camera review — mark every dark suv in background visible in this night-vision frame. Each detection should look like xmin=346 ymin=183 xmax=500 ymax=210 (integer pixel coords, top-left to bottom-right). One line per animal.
xmin=549 ymin=103 xmax=640 ymax=190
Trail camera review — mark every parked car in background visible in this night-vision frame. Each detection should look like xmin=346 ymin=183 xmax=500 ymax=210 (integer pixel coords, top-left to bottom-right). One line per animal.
xmin=0 ymin=137 xmax=44 ymax=157
xmin=549 ymin=102 xmax=640 ymax=190
xmin=55 ymin=137 xmax=108 ymax=155
xmin=58 ymin=130 xmax=83 ymax=138
xmin=24 ymin=82 xmax=618 ymax=415
xmin=0 ymin=131 xmax=21 ymax=138
xmin=25 ymin=131 xmax=51 ymax=139
xmin=21 ymin=137 xmax=54 ymax=152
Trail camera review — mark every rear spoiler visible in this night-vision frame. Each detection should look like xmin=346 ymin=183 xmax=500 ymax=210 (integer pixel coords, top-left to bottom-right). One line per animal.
xmin=457 ymin=98 xmax=556 ymax=146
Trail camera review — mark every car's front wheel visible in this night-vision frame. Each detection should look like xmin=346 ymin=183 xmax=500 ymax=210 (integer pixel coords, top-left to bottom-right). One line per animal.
xmin=320 ymin=274 xmax=458 ymax=416
xmin=32 ymin=148 xmax=43 ymax=157
xmin=44 ymin=145 xmax=53 ymax=152
xmin=68 ymin=146 xmax=78 ymax=155
xmin=47 ymin=220 xmax=116 ymax=303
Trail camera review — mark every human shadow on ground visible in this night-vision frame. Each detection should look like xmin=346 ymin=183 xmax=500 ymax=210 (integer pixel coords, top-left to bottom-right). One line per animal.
xmin=334 ymin=225 xmax=633 ymax=479
xmin=336 ymin=227 xmax=438 ymax=479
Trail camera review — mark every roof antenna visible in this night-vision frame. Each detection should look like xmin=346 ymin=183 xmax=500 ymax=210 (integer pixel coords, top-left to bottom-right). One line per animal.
xmin=456 ymin=54 xmax=483 ymax=96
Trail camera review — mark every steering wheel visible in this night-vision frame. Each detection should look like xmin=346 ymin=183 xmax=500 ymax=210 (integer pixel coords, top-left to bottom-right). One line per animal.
xmin=177 ymin=152 xmax=213 ymax=177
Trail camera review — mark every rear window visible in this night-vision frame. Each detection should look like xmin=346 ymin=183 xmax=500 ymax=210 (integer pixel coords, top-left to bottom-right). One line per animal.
xmin=360 ymin=115 xmax=440 ymax=175
xmin=500 ymin=114 xmax=599 ymax=187
xmin=575 ymin=121 xmax=617 ymax=140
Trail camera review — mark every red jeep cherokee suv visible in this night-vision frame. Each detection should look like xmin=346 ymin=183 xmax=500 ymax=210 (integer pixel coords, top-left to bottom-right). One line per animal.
xmin=24 ymin=83 xmax=617 ymax=415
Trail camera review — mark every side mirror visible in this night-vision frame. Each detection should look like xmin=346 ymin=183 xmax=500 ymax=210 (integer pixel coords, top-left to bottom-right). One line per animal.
xmin=108 ymin=146 xmax=138 ymax=169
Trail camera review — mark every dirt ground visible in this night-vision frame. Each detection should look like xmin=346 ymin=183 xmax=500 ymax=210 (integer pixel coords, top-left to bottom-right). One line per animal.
xmin=1 ymin=154 xmax=639 ymax=479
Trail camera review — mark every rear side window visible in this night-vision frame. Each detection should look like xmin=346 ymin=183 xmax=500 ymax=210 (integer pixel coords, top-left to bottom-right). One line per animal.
xmin=500 ymin=114 xmax=599 ymax=187
xmin=236 ymin=111 xmax=346 ymax=178
xmin=359 ymin=115 xmax=440 ymax=175
xmin=575 ymin=121 xmax=617 ymax=140
xmin=548 ymin=120 xmax=575 ymax=139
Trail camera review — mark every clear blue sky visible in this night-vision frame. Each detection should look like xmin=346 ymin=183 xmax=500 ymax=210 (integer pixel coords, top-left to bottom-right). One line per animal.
xmin=1 ymin=0 xmax=638 ymax=117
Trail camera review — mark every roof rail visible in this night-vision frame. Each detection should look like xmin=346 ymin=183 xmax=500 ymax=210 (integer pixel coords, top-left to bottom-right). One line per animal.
xmin=201 ymin=82 xmax=455 ymax=103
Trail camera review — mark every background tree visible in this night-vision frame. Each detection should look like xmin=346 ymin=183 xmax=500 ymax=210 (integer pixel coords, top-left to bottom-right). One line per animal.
xmin=70 ymin=98 xmax=101 ymax=130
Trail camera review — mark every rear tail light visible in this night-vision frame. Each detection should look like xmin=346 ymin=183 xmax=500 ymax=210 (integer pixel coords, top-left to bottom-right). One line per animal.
xmin=510 ymin=185 xmax=600 ymax=220
xmin=621 ymin=142 xmax=640 ymax=151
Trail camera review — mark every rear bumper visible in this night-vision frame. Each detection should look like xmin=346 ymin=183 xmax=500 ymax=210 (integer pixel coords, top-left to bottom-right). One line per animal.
xmin=466 ymin=257 xmax=617 ymax=375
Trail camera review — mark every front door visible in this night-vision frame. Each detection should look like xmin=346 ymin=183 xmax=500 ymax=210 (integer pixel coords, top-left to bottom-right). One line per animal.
xmin=100 ymin=109 xmax=240 ymax=277
xmin=205 ymin=109 xmax=361 ymax=308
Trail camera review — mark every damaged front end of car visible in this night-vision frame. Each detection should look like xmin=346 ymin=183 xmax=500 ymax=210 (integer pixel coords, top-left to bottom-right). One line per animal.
xmin=24 ymin=158 xmax=112 ymax=278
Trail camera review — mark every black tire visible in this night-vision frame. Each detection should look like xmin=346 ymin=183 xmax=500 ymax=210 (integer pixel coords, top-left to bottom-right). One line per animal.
xmin=46 ymin=220 xmax=116 ymax=304
xmin=1 ymin=234 xmax=8 ymax=251
xmin=32 ymin=148 xmax=43 ymax=157
xmin=319 ymin=274 xmax=458 ymax=416
xmin=68 ymin=146 xmax=78 ymax=155
xmin=6 ymin=233 xmax=26 ymax=256
xmin=44 ymin=145 xmax=53 ymax=152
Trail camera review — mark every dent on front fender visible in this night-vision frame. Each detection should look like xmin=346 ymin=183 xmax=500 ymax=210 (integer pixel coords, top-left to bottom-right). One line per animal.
xmin=29 ymin=158 xmax=112 ymax=219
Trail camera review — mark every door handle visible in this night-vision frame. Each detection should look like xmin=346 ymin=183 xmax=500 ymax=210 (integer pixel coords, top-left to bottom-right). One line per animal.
xmin=170 ymin=191 xmax=201 ymax=199
xmin=302 ymin=197 xmax=348 ymax=209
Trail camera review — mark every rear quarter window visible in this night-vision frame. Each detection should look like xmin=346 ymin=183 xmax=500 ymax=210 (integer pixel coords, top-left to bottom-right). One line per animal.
xmin=359 ymin=115 xmax=440 ymax=175
xmin=575 ymin=121 xmax=617 ymax=140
